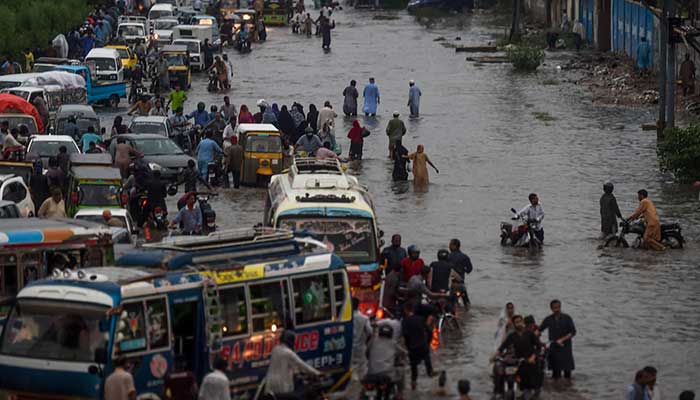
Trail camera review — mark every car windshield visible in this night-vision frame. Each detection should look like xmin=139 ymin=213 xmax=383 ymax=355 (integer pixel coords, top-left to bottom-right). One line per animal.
xmin=278 ymin=217 xmax=377 ymax=264
xmin=115 ymin=48 xmax=129 ymax=59
xmin=0 ymin=299 xmax=108 ymax=362
xmin=76 ymin=214 xmax=126 ymax=228
xmin=0 ymin=116 xmax=38 ymax=134
xmin=149 ymin=10 xmax=173 ymax=19
xmin=156 ymin=20 xmax=178 ymax=30
xmin=90 ymin=57 xmax=117 ymax=72
xmin=130 ymin=122 xmax=167 ymax=135
xmin=0 ymin=81 xmax=24 ymax=90
xmin=79 ymin=184 xmax=120 ymax=206
xmin=56 ymin=117 xmax=99 ymax=135
xmin=28 ymin=141 xmax=78 ymax=157
xmin=246 ymin=136 xmax=282 ymax=153
xmin=132 ymin=137 xmax=183 ymax=155
xmin=4 ymin=90 xmax=30 ymax=101
xmin=119 ymin=25 xmax=145 ymax=36
xmin=174 ymin=41 xmax=199 ymax=54
xmin=165 ymin=54 xmax=186 ymax=66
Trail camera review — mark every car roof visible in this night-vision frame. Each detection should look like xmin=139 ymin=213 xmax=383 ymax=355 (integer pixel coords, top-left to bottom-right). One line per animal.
xmin=119 ymin=133 xmax=168 ymax=140
xmin=150 ymin=3 xmax=174 ymax=10
xmin=105 ymin=44 xmax=129 ymax=50
xmin=161 ymin=45 xmax=189 ymax=52
xmin=29 ymin=135 xmax=76 ymax=142
xmin=237 ymin=123 xmax=280 ymax=133
xmin=131 ymin=116 xmax=168 ymax=124
xmin=86 ymin=48 xmax=120 ymax=58
xmin=173 ymin=38 xmax=201 ymax=43
xmin=57 ymin=104 xmax=97 ymax=116
xmin=75 ymin=208 xmax=128 ymax=217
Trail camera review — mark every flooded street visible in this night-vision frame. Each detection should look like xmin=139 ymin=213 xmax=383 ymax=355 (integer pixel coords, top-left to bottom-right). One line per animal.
xmin=101 ymin=7 xmax=699 ymax=399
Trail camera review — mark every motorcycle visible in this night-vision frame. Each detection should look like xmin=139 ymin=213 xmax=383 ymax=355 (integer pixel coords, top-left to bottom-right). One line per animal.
xmin=207 ymin=156 xmax=225 ymax=187
xmin=235 ymin=33 xmax=251 ymax=53
xmin=499 ymin=208 xmax=542 ymax=250
xmin=492 ymin=356 xmax=524 ymax=400
xmin=361 ymin=374 xmax=396 ymax=400
xmin=605 ymin=219 xmax=684 ymax=249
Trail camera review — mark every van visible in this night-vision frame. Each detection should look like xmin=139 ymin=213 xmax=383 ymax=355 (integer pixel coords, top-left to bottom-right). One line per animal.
xmin=172 ymin=38 xmax=203 ymax=71
xmin=85 ymin=48 xmax=125 ymax=83
xmin=148 ymin=3 xmax=175 ymax=21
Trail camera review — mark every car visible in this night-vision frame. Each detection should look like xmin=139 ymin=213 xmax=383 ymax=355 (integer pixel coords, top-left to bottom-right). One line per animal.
xmin=54 ymin=104 xmax=101 ymax=136
xmin=172 ymin=38 xmax=203 ymax=71
xmin=128 ymin=116 xmax=173 ymax=137
xmin=0 ymin=174 xmax=34 ymax=217
xmin=74 ymin=208 xmax=136 ymax=234
xmin=105 ymin=45 xmax=139 ymax=70
xmin=110 ymin=133 xmax=195 ymax=182
xmin=26 ymin=135 xmax=80 ymax=167
xmin=152 ymin=18 xmax=180 ymax=47
xmin=0 ymin=200 xmax=22 ymax=218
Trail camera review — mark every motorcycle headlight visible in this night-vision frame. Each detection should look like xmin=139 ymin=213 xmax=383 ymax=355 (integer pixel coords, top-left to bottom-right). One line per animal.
xmin=148 ymin=162 xmax=163 ymax=171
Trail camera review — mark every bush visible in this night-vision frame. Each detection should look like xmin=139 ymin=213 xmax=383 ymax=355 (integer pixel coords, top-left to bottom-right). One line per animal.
xmin=657 ymin=125 xmax=700 ymax=183
xmin=0 ymin=0 xmax=91 ymax=61
xmin=506 ymin=45 xmax=545 ymax=72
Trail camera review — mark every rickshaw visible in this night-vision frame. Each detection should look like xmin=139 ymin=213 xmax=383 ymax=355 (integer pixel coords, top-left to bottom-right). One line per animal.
xmin=264 ymin=0 xmax=288 ymax=25
xmin=66 ymin=154 xmax=125 ymax=217
xmin=235 ymin=123 xmax=284 ymax=186
xmin=160 ymin=45 xmax=192 ymax=89
xmin=234 ymin=9 xmax=259 ymax=41
xmin=220 ymin=0 xmax=241 ymax=19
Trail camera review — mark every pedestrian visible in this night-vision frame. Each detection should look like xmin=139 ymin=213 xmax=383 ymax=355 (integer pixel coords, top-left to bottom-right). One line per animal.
xmin=636 ymin=37 xmax=651 ymax=73
xmin=195 ymin=130 xmax=224 ymax=180
xmin=29 ymin=160 xmax=49 ymax=212
xmin=560 ymin=10 xmax=570 ymax=31
xmin=381 ymin=263 xmax=402 ymax=317
xmin=238 ymin=104 xmax=255 ymax=123
xmin=149 ymin=98 xmax=167 ymax=116
xmin=343 ymin=80 xmax=359 ymax=116
xmin=494 ymin=302 xmax=516 ymax=351
xmin=347 ymin=120 xmax=365 ymax=160
xmin=22 ymin=48 xmax=34 ymax=73
xmin=600 ymin=182 xmax=622 ymax=238
xmin=680 ymin=53 xmax=695 ymax=96
xmin=627 ymin=189 xmax=665 ymax=251
xmin=402 ymin=302 xmax=434 ymax=390
xmin=223 ymin=116 xmax=237 ymax=144
xmin=539 ymin=299 xmax=576 ymax=380
xmin=56 ymin=146 xmax=70 ymax=174
xmin=167 ymin=84 xmax=187 ymax=114
xmin=157 ymin=55 xmax=170 ymax=92
xmin=392 ymin=141 xmax=410 ymax=181
xmin=203 ymin=38 xmax=215 ymax=70
xmin=407 ymin=80 xmax=422 ymax=118
xmin=680 ymin=391 xmax=696 ymax=400
xmin=408 ymin=144 xmax=438 ymax=190
xmin=320 ymin=17 xmax=335 ymax=49
xmin=224 ymin=136 xmax=243 ymax=189
xmin=304 ymin=13 xmax=314 ymax=37
xmin=572 ymin=20 xmax=584 ymax=51
xmin=307 ymin=104 xmax=319 ymax=133
xmin=643 ymin=366 xmax=661 ymax=400
xmin=277 ymin=105 xmax=297 ymax=139
xmin=457 ymin=379 xmax=472 ymax=400
xmin=46 ymin=157 xmax=66 ymax=191
xmin=32 ymin=96 xmax=49 ymax=130
xmin=362 ymin=77 xmax=380 ymax=116
xmin=104 ymin=357 xmax=136 ymax=400
xmin=385 ymin=111 xmax=406 ymax=158
xmin=448 ymin=238 xmax=473 ymax=305
xmin=62 ymin=116 xmax=80 ymax=140
xmin=317 ymin=101 xmax=337 ymax=130
xmin=223 ymin=54 xmax=234 ymax=86
xmin=349 ymin=297 xmax=372 ymax=397
xmin=262 ymin=103 xmax=278 ymax=125
xmin=198 ymin=357 xmax=231 ymax=400
xmin=221 ymin=96 xmax=237 ymax=121
xmin=114 ymin=138 xmax=143 ymax=179
xmin=626 ymin=370 xmax=648 ymax=400
xmin=38 ymin=187 xmax=66 ymax=219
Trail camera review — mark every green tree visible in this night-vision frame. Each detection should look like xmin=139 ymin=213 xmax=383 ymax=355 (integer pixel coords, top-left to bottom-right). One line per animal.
xmin=657 ymin=125 xmax=700 ymax=183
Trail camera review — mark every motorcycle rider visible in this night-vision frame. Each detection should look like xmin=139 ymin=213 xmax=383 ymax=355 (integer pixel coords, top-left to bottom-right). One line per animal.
xmin=494 ymin=315 xmax=539 ymax=399
xmin=518 ymin=193 xmax=545 ymax=243
xmin=187 ymin=102 xmax=212 ymax=127
xmin=406 ymin=265 xmax=449 ymax=310
xmin=145 ymin=170 xmax=168 ymax=215
xmin=181 ymin=159 xmax=212 ymax=193
xmin=366 ymin=324 xmax=407 ymax=391
xmin=600 ymin=182 xmax=623 ymax=238
xmin=127 ymin=94 xmax=152 ymax=116
xmin=169 ymin=192 xmax=201 ymax=235
xmin=168 ymin=108 xmax=190 ymax=150
xmin=128 ymin=64 xmax=145 ymax=104
xmin=448 ymin=238 xmax=473 ymax=306
xmin=626 ymin=189 xmax=665 ymax=251
xmin=380 ymin=234 xmax=407 ymax=273
xmin=429 ymin=249 xmax=453 ymax=293
xmin=400 ymin=245 xmax=425 ymax=282
xmin=263 ymin=330 xmax=322 ymax=399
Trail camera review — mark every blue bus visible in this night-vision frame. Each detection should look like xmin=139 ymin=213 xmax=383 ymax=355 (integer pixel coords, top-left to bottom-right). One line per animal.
xmin=0 ymin=229 xmax=353 ymax=400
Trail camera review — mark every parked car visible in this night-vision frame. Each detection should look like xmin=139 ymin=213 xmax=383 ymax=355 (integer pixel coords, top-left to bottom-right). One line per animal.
xmin=0 ymin=174 xmax=34 ymax=217
xmin=108 ymin=133 xmax=195 ymax=182
xmin=26 ymin=135 xmax=81 ymax=167
xmin=128 ymin=116 xmax=173 ymax=137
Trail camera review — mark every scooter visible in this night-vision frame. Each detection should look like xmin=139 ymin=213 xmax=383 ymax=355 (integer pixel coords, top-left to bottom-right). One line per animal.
xmin=499 ymin=208 xmax=542 ymax=249
xmin=605 ymin=219 xmax=684 ymax=249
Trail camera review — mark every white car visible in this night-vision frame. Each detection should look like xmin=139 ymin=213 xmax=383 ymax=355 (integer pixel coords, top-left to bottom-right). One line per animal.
xmin=128 ymin=116 xmax=173 ymax=137
xmin=74 ymin=208 xmax=136 ymax=234
xmin=152 ymin=18 xmax=179 ymax=47
xmin=27 ymin=135 xmax=81 ymax=166
xmin=0 ymin=175 xmax=34 ymax=217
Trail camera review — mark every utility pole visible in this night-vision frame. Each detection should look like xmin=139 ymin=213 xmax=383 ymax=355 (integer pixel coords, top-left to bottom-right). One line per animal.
xmin=658 ymin=0 xmax=669 ymax=140
xmin=666 ymin=11 xmax=679 ymax=130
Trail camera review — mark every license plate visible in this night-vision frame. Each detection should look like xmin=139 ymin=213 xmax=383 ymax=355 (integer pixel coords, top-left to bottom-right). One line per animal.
xmin=505 ymin=366 xmax=518 ymax=374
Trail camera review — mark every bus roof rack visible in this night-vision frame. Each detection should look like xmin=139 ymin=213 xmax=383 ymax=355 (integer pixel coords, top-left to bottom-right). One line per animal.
xmin=292 ymin=157 xmax=344 ymax=175
xmin=141 ymin=227 xmax=296 ymax=252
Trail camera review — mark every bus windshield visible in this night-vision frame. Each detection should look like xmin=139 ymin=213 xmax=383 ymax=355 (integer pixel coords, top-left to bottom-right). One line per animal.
xmin=0 ymin=299 xmax=108 ymax=362
xmin=278 ymin=217 xmax=376 ymax=264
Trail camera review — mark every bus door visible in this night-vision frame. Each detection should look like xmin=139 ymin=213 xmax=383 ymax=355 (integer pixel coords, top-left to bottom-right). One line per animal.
xmin=168 ymin=289 xmax=206 ymax=383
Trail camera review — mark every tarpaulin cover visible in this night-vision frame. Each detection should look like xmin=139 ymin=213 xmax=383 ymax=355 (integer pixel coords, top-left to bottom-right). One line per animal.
xmin=0 ymin=94 xmax=44 ymax=133
xmin=23 ymin=71 xmax=86 ymax=89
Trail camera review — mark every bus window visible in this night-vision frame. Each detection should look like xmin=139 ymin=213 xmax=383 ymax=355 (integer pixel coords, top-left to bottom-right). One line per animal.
xmin=118 ymin=298 xmax=170 ymax=355
xmin=220 ymin=286 xmax=248 ymax=336
xmin=249 ymin=280 xmax=289 ymax=333
xmin=332 ymin=272 xmax=346 ymax=319
xmin=292 ymin=274 xmax=332 ymax=325
xmin=145 ymin=298 xmax=169 ymax=350
xmin=118 ymin=302 xmax=147 ymax=354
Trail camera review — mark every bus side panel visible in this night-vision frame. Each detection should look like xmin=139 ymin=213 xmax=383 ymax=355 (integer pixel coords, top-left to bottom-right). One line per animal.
xmin=0 ymin=363 xmax=101 ymax=398
xmin=221 ymin=322 xmax=353 ymax=399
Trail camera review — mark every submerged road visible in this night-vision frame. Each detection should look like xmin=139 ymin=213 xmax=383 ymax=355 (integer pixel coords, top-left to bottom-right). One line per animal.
xmin=100 ymin=6 xmax=700 ymax=399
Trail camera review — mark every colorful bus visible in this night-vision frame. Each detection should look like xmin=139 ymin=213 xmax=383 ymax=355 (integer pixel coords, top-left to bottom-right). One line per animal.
xmin=265 ymin=158 xmax=384 ymax=317
xmin=0 ymin=229 xmax=352 ymax=400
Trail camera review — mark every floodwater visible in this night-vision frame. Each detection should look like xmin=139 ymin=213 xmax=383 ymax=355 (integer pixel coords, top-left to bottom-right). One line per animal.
xmin=99 ymin=6 xmax=700 ymax=399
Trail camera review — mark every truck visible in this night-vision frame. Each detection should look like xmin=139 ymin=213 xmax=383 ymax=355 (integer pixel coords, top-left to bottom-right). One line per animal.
xmin=54 ymin=65 xmax=126 ymax=108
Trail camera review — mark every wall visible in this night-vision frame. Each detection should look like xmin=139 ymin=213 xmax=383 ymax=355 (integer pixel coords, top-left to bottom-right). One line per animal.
xmin=611 ymin=0 xmax=656 ymax=63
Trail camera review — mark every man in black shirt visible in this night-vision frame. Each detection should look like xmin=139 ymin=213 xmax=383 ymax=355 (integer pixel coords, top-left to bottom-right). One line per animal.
xmin=380 ymin=234 xmax=407 ymax=273
xmin=402 ymin=302 xmax=433 ymax=390
xmin=145 ymin=170 xmax=168 ymax=217
xmin=429 ymin=249 xmax=452 ymax=293
xmin=496 ymin=315 xmax=539 ymax=397
xmin=448 ymin=238 xmax=473 ymax=305
xmin=539 ymin=299 xmax=576 ymax=380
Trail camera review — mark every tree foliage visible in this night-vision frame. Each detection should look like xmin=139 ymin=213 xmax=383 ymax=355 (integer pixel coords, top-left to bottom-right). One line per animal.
xmin=657 ymin=126 xmax=700 ymax=183
xmin=0 ymin=0 xmax=91 ymax=60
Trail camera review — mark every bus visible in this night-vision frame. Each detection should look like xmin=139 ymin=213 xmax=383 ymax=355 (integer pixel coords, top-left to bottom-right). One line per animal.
xmin=0 ymin=228 xmax=352 ymax=400
xmin=264 ymin=158 xmax=384 ymax=316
